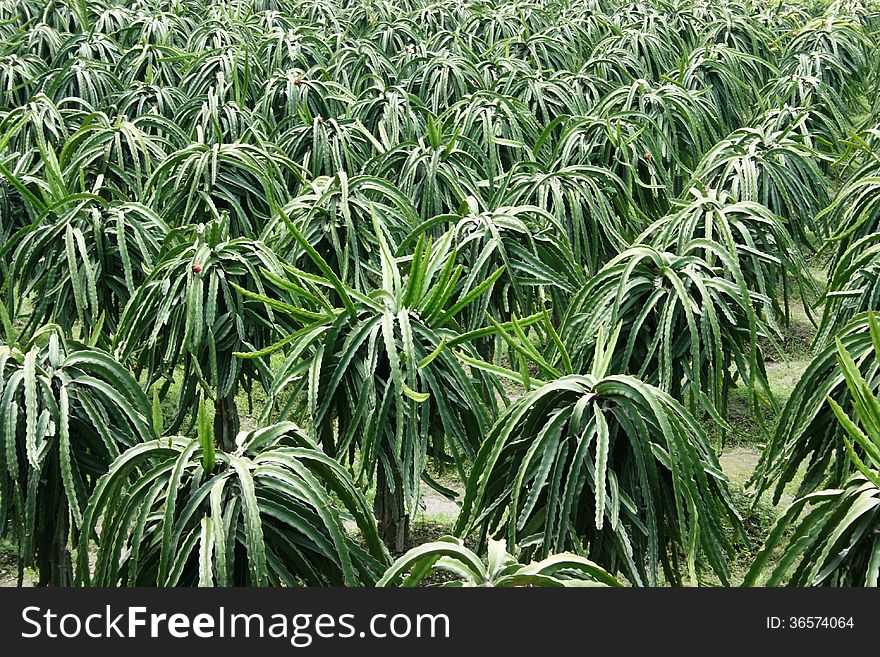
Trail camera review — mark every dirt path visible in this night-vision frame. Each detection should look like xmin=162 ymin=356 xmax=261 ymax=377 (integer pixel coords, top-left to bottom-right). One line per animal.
xmin=719 ymin=447 xmax=761 ymax=486
xmin=420 ymin=483 xmax=462 ymax=518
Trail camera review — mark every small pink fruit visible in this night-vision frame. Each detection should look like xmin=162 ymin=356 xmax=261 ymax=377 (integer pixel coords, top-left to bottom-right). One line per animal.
xmin=192 ymin=264 xmax=203 ymax=273
xmin=643 ymin=152 xmax=652 ymax=159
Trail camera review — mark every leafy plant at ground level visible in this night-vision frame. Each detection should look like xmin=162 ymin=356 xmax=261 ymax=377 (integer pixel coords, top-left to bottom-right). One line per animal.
xmin=455 ymin=363 xmax=743 ymax=586
xmin=378 ymin=536 xmax=620 ymax=587
xmin=79 ymin=421 xmax=389 ymax=586
xmin=0 ymin=328 xmax=152 ymax=585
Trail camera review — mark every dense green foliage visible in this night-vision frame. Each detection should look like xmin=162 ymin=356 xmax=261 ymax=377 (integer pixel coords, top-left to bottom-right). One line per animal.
xmin=454 ymin=367 xmax=744 ymax=586
xmin=79 ymin=419 xmax=390 ymax=586
xmin=0 ymin=0 xmax=878 ymax=587
xmin=745 ymin=314 xmax=880 ymax=586
xmin=0 ymin=327 xmax=152 ymax=585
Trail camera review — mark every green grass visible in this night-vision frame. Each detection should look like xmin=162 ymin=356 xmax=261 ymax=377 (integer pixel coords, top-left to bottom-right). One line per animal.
xmin=726 ymin=485 xmax=784 ymax=586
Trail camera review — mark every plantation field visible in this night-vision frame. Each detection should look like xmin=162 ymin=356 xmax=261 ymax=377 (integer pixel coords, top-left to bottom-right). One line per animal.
xmin=1 ymin=0 xmax=880 ymax=588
